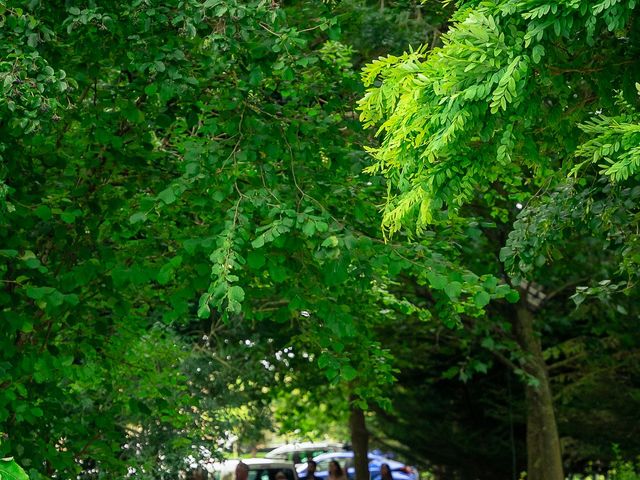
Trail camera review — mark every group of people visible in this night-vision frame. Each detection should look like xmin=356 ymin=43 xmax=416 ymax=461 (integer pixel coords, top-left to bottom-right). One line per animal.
xmin=233 ymin=462 xmax=292 ymax=480
xmin=301 ymin=460 xmax=395 ymax=480
xmin=234 ymin=459 xmax=395 ymax=480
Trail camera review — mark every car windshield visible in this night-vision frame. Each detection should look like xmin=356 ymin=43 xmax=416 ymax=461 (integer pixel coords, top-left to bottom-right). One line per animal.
xmin=271 ymin=448 xmax=342 ymax=464
xmin=314 ymin=458 xmax=353 ymax=473
xmin=314 ymin=460 xmax=332 ymax=472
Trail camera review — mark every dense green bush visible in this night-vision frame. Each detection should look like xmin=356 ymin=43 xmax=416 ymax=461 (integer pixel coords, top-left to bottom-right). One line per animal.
xmin=567 ymin=448 xmax=640 ymax=480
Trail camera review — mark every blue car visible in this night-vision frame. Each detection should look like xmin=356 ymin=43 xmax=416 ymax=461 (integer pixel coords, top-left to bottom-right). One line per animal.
xmin=296 ymin=451 xmax=418 ymax=480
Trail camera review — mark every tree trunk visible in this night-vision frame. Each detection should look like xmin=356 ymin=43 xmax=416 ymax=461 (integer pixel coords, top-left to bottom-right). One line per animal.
xmin=349 ymin=397 xmax=370 ymax=480
xmin=514 ymin=305 xmax=564 ymax=480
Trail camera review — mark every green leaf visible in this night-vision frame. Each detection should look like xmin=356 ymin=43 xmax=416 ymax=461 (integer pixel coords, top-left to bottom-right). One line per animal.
xmin=481 ymin=337 xmax=495 ymax=350
xmin=317 ymin=353 xmax=332 ymax=369
xmin=472 ymin=361 xmax=489 ymax=374
xmin=325 ymin=368 xmax=339 ymax=381
xmin=34 ymin=205 xmax=52 ymax=220
xmin=268 ymin=263 xmax=287 ymax=283
xmin=60 ymin=210 xmax=77 ymax=223
xmin=324 ymin=259 xmax=349 ymax=286
xmin=247 ymin=251 xmax=265 ymax=269
xmin=157 ymin=256 xmax=183 ymax=285
xmin=227 ymin=299 xmax=242 ymax=313
xmin=157 ymin=187 xmax=177 ymax=205
xmin=444 ymin=281 xmax=462 ymax=300
xmin=197 ymin=301 xmax=211 ymax=319
xmin=282 ymin=67 xmax=295 ymax=81
xmin=532 ymin=44 xmax=545 ymax=64
xmin=426 ymin=271 xmax=447 ymax=290
xmin=20 ymin=321 xmax=33 ymax=333
xmin=315 ymin=221 xmax=329 ymax=232
xmin=0 ymin=457 xmax=29 ymax=480
xmin=24 ymin=257 xmax=41 ymax=269
xmin=30 ymin=406 xmax=44 ymax=417
xmin=505 ymin=290 xmax=520 ymax=303
xmin=26 ymin=286 xmax=54 ymax=300
xmin=482 ymin=276 xmax=498 ymax=291
xmin=499 ymin=247 xmax=513 ymax=262
xmin=302 ymin=221 xmax=316 ymax=237
xmin=251 ymin=236 xmax=265 ymax=248
xmin=144 ymin=83 xmax=158 ymax=95
xmin=321 ymin=235 xmax=339 ymax=248
xmin=341 ymin=365 xmax=358 ymax=381
xmin=227 ymin=285 xmax=245 ymax=303
xmin=65 ymin=294 xmax=80 ymax=306
xmin=129 ymin=212 xmax=147 ymax=224
xmin=49 ymin=290 xmax=65 ymax=307
xmin=157 ymin=268 xmax=173 ymax=285
xmin=474 ymin=290 xmax=491 ymax=308
xmin=212 ymin=191 xmax=226 ymax=202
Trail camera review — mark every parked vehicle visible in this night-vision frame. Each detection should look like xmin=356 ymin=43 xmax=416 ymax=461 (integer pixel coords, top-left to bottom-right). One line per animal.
xmin=296 ymin=452 xmax=418 ymax=480
xmin=210 ymin=458 xmax=299 ymax=480
xmin=265 ymin=442 xmax=346 ymax=466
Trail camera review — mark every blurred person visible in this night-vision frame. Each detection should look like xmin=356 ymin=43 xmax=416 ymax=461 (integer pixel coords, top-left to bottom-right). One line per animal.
xmin=379 ymin=464 xmax=393 ymax=480
xmin=328 ymin=460 xmax=347 ymax=480
xmin=304 ymin=460 xmax=320 ymax=480
xmin=236 ymin=462 xmax=249 ymax=480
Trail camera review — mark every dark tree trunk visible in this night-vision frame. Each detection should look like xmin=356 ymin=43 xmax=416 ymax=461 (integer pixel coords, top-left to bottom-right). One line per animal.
xmin=349 ymin=397 xmax=370 ymax=480
xmin=514 ymin=305 xmax=564 ymax=480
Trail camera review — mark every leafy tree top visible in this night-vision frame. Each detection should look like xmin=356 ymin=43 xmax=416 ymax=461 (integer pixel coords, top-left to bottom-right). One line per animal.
xmin=359 ymin=0 xmax=640 ymax=236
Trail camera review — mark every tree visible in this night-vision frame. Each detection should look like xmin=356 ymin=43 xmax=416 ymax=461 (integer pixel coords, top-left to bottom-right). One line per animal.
xmin=5 ymin=0 xmax=639 ymax=477
xmin=1 ymin=0 xmax=451 ymax=477
xmin=367 ymin=310 xmax=526 ymax=480
xmin=359 ymin=1 xmax=640 ymax=479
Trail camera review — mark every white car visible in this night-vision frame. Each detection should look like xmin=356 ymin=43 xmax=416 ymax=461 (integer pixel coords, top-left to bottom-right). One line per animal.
xmin=210 ymin=458 xmax=299 ymax=480
xmin=265 ymin=442 xmax=345 ymax=467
